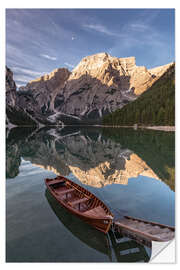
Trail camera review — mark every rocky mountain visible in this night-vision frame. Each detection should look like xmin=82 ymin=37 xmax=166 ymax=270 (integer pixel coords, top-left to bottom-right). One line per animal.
xmin=6 ymin=66 xmax=37 ymax=127
xmin=59 ymin=54 xmax=152 ymax=118
xmin=6 ymin=66 xmax=17 ymax=107
xmin=148 ymin=63 xmax=173 ymax=78
xmin=6 ymin=53 xmax=173 ymax=126
xmin=18 ymin=68 xmax=70 ymax=113
xmin=103 ymin=63 xmax=175 ymax=126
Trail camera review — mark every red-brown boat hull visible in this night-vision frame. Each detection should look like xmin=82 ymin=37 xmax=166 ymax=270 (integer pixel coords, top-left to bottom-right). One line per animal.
xmin=45 ymin=176 xmax=113 ymax=234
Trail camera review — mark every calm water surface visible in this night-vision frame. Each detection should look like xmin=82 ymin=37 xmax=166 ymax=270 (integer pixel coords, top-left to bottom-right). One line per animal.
xmin=6 ymin=126 xmax=175 ymax=262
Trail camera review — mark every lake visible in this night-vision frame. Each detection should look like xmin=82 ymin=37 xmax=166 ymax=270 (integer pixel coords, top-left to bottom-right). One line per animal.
xmin=6 ymin=126 xmax=175 ymax=262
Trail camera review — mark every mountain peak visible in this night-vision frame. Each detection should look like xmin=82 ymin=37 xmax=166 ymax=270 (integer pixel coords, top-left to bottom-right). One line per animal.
xmin=6 ymin=52 xmax=173 ymax=126
xmin=28 ymin=67 xmax=70 ymax=84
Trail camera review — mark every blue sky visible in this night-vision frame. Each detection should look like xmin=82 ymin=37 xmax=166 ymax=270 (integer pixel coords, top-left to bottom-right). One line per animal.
xmin=6 ymin=8 xmax=175 ymax=87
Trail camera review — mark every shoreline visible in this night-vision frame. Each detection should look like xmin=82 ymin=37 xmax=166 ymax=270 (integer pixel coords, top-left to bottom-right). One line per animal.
xmin=95 ymin=125 xmax=175 ymax=132
xmin=6 ymin=124 xmax=175 ymax=132
xmin=143 ymin=126 xmax=175 ymax=132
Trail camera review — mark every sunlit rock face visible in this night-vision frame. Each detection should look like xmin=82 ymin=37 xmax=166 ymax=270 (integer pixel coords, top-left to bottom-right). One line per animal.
xmin=59 ymin=53 xmax=172 ymax=118
xmin=148 ymin=63 xmax=174 ymax=78
xmin=7 ymin=53 xmax=172 ymax=125
xmin=60 ymin=53 xmax=151 ymax=117
xmin=6 ymin=67 xmax=73 ymax=126
xmin=19 ymin=68 xmax=70 ymax=113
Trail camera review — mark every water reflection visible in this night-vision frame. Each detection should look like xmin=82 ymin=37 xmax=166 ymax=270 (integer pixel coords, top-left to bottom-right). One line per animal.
xmin=102 ymin=128 xmax=175 ymax=191
xmin=6 ymin=126 xmax=174 ymax=262
xmin=6 ymin=126 xmax=175 ymax=191
xmin=46 ymin=189 xmax=151 ymax=262
xmin=45 ymin=189 xmax=111 ymax=257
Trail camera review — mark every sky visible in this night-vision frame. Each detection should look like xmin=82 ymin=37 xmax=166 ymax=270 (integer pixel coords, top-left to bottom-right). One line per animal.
xmin=6 ymin=8 xmax=175 ymax=87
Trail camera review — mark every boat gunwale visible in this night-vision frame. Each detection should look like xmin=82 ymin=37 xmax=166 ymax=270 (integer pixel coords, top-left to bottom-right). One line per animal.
xmin=45 ymin=176 xmax=114 ymax=222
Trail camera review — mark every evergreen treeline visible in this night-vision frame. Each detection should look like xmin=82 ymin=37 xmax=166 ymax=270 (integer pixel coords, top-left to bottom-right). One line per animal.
xmin=103 ymin=64 xmax=175 ymax=126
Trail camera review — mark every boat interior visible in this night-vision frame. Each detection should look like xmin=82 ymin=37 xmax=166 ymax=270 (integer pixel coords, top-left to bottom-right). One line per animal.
xmin=47 ymin=178 xmax=111 ymax=217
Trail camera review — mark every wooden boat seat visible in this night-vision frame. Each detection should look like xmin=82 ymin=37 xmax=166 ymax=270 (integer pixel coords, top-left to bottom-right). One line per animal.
xmin=48 ymin=178 xmax=65 ymax=186
xmin=68 ymin=197 xmax=89 ymax=207
xmin=45 ymin=176 xmax=114 ymax=234
xmin=57 ymin=188 xmax=74 ymax=195
xmin=84 ymin=206 xmax=107 ymax=217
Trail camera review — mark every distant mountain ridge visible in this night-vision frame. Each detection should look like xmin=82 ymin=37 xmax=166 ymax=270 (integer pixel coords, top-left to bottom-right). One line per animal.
xmin=6 ymin=53 xmax=173 ymax=126
xmin=103 ymin=63 xmax=175 ymax=126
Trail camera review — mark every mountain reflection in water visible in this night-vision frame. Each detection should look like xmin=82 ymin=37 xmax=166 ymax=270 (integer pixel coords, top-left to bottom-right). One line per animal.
xmin=6 ymin=126 xmax=175 ymax=191
xmin=6 ymin=126 xmax=174 ymax=262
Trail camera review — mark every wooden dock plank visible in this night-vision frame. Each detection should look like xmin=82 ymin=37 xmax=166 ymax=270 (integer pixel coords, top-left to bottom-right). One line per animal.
xmin=114 ymin=216 xmax=175 ymax=242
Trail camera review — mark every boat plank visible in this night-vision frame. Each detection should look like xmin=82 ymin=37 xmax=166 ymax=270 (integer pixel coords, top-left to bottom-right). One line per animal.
xmin=84 ymin=206 xmax=106 ymax=217
xmin=68 ymin=197 xmax=89 ymax=206
xmin=47 ymin=178 xmax=65 ymax=185
xmin=56 ymin=188 xmax=74 ymax=195
xmin=125 ymin=215 xmax=175 ymax=230
xmin=45 ymin=176 xmax=114 ymax=234
xmin=45 ymin=176 xmax=174 ymax=238
xmin=114 ymin=216 xmax=175 ymax=242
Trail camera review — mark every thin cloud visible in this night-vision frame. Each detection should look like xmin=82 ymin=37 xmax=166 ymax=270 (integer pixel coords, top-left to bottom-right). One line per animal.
xmin=129 ymin=23 xmax=149 ymax=32
xmin=40 ymin=54 xmax=57 ymax=61
xmin=83 ymin=23 xmax=120 ymax=37
xmin=14 ymin=74 xmax=33 ymax=84
xmin=12 ymin=66 xmax=49 ymax=87
xmin=12 ymin=67 xmax=43 ymax=78
xmin=64 ymin=62 xmax=75 ymax=68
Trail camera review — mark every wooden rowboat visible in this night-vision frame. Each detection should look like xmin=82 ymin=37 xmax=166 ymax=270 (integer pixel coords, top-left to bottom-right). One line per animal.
xmin=45 ymin=189 xmax=112 ymax=258
xmin=45 ymin=176 xmax=114 ymax=234
xmin=45 ymin=175 xmax=175 ymax=241
xmin=113 ymin=215 xmax=175 ymax=244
